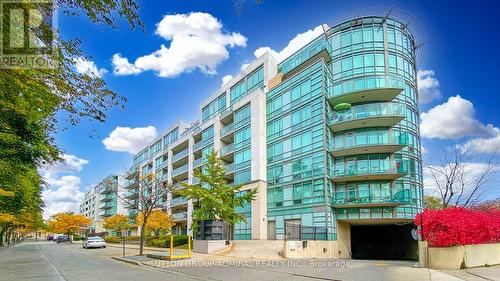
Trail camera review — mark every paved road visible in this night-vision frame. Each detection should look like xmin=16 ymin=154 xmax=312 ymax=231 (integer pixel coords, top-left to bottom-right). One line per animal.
xmin=1 ymin=241 xmax=497 ymax=281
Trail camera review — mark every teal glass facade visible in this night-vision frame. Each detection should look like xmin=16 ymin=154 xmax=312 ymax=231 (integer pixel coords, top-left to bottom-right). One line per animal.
xmin=266 ymin=16 xmax=422 ymax=240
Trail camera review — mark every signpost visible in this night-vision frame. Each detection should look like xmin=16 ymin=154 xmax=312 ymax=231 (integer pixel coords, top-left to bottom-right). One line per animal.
xmin=121 ymin=230 xmax=127 ymax=258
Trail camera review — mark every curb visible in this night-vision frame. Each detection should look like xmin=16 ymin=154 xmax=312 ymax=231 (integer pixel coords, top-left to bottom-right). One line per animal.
xmin=111 ymin=256 xmax=143 ymax=266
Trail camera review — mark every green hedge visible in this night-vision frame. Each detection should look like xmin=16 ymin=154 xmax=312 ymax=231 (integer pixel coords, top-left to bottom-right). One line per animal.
xmin=146 ymin=235 xmax=189 ymax=248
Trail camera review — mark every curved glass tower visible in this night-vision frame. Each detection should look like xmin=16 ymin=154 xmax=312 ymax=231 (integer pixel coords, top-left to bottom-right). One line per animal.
xmin=267 ymin=16 xmax=422 ymax=259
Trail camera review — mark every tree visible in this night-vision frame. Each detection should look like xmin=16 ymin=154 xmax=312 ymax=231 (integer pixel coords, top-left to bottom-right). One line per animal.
xmin=426 ymin=144 xmax=498 ymax=208
xmin=136 ymin=210 xmax=175 ymax=238
xmin=103 ymin=214 xmax=134 ymax=235
xmin=1 ymin=0 xmax=142 ymax=246
xmin=118 ymin=173 xmax=172 ymax=255
xmin=47 ymin=213 xmax=92 ymax=242
xmin=423 ymin=195 xmax=443 ymax=210
xmin=177 ymin=150 xmax=256 ymax=239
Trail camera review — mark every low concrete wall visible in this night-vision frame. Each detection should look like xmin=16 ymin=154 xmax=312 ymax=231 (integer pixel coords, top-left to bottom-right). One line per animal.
xmin=283 ymin=240 xmax=338 ymax=259
xmin=193 ymin=240 xmax=228 ymax=254
xmin=419 ymin=241 xmax=500 ymax=269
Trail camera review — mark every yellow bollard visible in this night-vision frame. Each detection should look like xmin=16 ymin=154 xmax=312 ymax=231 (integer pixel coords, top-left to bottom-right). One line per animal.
xmin=170 ymin=234 xmax=174 ymax=260
xmin=187 ymin=235 xmax=191 ymax=257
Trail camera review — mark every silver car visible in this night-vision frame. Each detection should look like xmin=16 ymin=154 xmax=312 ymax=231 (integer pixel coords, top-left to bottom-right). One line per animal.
xmin=82 ymin=237 xmax=107 ymax=249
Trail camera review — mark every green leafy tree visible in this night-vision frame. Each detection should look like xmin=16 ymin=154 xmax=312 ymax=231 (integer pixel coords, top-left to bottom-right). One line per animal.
xmin=177 ymin=150 xmax=257 ymax=238
xmin=1 ymin=0 xmax=142 ymax=245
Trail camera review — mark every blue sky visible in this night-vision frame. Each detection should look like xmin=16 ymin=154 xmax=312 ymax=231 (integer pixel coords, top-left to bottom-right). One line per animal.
xmin=41 ymin=0 xmax=500 ymax=217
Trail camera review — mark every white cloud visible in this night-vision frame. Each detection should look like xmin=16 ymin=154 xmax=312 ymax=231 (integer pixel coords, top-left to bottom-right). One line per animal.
xmin=111 ymin=12 xmax=246 ymax=78
xmin=102 ymin=126 xmax=158 ymax=154
xmin=221 ymin=75 xmax=233 ymax=86
xmin=41 ymin=154 xmax=89 ymax=219
xmin=43 ymin=154 xmax=89 ymax=177
xmin=74 ymin=57 xmax=108 ymax=78
xmin=42 ymin=175 xmax=84 ymax=219
xmin=420 ymin=95 xmax=497 ymax=139
xmin=423 ymin=162 xmax=500 ymax=202
xmin=252 ymin=25 xmax=323 ymax=62
xmin=112 ymin=54 xmax=142 ymax=75
xmin=461 ymin=128 xmax=500 ymax=154
xmin=417 ymin=69 xmax=441 ymax=104
xmin=240 ymin=63 xmax=250 ymax=71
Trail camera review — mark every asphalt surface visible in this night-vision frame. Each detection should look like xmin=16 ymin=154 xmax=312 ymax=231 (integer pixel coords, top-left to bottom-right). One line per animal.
xmin=1 ymin=241 xmax=498 ymax=281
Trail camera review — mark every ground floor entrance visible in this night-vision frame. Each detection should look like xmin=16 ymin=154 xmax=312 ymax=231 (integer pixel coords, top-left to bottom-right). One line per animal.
xmin=350 ymin=223 xmax=417 ymax=260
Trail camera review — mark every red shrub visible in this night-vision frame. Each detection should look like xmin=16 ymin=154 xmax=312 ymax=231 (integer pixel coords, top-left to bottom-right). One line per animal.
xmin=415 ymin=207 xmax=500 ymax=247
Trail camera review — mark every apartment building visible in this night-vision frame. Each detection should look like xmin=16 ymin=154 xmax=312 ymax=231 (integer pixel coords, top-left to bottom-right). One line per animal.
xmin=124 ymin=16 xmax=423 ymax=259
xmin=80 ymin=174 xmax=127 ymax=234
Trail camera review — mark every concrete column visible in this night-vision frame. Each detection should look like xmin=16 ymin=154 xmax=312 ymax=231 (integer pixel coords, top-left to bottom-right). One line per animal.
xmin=250 ymin=91 xmax=267 ymax=182
xmin=250 ymin=181 xmax=268 ymax=240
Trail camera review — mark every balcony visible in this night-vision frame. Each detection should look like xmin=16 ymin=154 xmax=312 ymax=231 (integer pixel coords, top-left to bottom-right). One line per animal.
xmin=220 ymin=107 xmax=233 ymax=123
xmin=193 ymin=141 xmax=202 ymax=152
xmin=172 ymin=148 xmax=189 ymax=164
xmin=125 ymin=168 xmax=139 ymax=180
xmin=100 ymin=196 xmax=113 ymax=203
xmin=220 ymin=123 xmax=234 ymax=142
xmin=172 ymin=164 xmax=188 ymax=178
xmin=124 ymin=190 xmax=138 ymax=200
xmin=278 ymin=35 xmax=331 ymax=79
xmin=172 ymin=211 xmax=188 ymax=221
xmin=100 ymin=187 xmax=114 ymax=195
xmin=100 ymin=203 xmax=114 ymax=210
xmin=220 ymin=143 xmax=235 ymax=158
xmin=333 ymin=191 xmax=411 ymax=208
xmin=225 ymin=163 xmax=235 ymax=175
xmin=193 ymin=158 xmax=203 ymax=168
xmin=192 ymin=178 xmax=200 ymax=185
xmin=170 ymin=197 xmax=188 ymax=207
xmin=174 ymin=180 xmax=188 ymax=189
xmin=330 ymin=132 xmax=408 ymax=157
xmin=125 ymin=179 xmax=138 ymax=189
xmin=328 ymin=75 xmax=404 ymax=105
xmin=327 ymin=102 xmax=405 ymax=132
xmin=331 ymin=160 xmax=408 ymax=182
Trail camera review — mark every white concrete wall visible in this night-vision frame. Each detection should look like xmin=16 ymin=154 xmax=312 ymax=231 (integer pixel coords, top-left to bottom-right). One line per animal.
xmin=419 ymin=242 xmax=500 ymax=269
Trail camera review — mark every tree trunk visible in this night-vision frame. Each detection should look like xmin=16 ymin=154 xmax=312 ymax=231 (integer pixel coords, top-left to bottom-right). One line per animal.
xmin=139 ymin=222 xmax=146 ymax=255
xmin=0 ymin=228 xmax=4 ymax=247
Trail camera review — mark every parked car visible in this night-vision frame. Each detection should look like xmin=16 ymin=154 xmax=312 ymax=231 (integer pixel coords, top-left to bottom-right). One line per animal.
xmin=47 ymin=234 xmax=54 ymax=241
xmin=56 ymin=235 xmax=69 ymax=243
xmin=82 ymin=237 xmax=106 ymax=249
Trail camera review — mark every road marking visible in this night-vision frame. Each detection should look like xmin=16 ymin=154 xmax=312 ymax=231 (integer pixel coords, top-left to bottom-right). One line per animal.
xmin=373 ymin=263 xmax=388 ymax=266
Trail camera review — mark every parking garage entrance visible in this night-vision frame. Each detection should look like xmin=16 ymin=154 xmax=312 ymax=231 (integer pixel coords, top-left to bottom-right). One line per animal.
xmin=338 ymin=220 xmax=417 ymax=260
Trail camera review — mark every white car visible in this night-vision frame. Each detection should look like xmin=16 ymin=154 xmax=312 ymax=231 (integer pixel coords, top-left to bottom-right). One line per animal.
xmin=82 ymin=237 xmax=107 ymax=249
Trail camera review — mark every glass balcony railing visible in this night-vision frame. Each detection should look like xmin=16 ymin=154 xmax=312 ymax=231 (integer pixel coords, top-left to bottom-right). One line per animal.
xmin=193 ymin=158 xmax=203 ymax=168
xmin=172 ymin=148 xmax=189 ymax=163
xmin=331 ymin=159 xmax=408 ymax=180
xmin=192 ymin=178 xmax=200 ymax=185
xmin=124 ymin=190 xmax=138 ymax=199
xmin=172 ymin=212 xmax=188 ymax=220
xmin=329 ymin=75 xmax=405 ymax=101
xmin=172 ymin=164 xmax=188 ymax=177
xmin=331 ymin=132 xmax=408 ymax=155
xmin=220 ymin=123 xmax=234 ymax=137
xmin=173 ymin=180 xmax=188 ymax=189
xmin=220 ymin=143 xmax=235 ymax=156
xmin=225 ymin=163 xmax=235 ymax=174
xmin=193 ymin=141 xmax=202 ymax=151
xmin=333 ymin=190 xmax=411 ymax=207
xmin=170 ymin=197 xmax=188 ymax=206
xmin=328 ymin=102 xmax=405 ymax=127
xmin=125 ymin=179 xmax=138 ymax=189
xmin=278 ymin=36 xmax=331 ymax=75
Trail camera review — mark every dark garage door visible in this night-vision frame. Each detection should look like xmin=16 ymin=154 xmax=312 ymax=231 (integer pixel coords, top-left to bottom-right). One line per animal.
xmin=350 ymin=224 xmax=417 ymax=260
